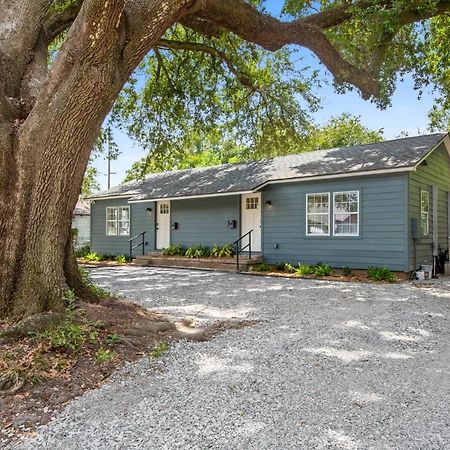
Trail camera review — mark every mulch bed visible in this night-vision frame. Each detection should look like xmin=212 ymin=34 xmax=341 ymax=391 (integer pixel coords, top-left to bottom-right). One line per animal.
xmin=0 ymin=297 xmax=253 ymax=447
xmin=247 ymin=268 xmax=409 ymax=283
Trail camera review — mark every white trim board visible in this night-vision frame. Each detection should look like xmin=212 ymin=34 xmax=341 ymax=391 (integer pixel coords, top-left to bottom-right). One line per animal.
xmin=129 ymin=190 xmax=253 ymax=203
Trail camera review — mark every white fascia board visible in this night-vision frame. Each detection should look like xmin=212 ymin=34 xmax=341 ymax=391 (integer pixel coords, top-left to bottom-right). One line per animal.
xmin=128 ymin=190 xmax=253 ymax=203
xmin=253 ymin=166 xmax=414 ymax=191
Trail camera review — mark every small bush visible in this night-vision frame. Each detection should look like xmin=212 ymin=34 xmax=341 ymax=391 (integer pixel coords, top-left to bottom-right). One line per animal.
xmin=254 ymin=262 xmax=271 ymax=272
xmin=313 ymin=263 xmax=333 ymax=277
xmin=115 ymin=255 xmax=128 ymax=264
xmin=367 ymin=266 xmax=397 ymax=282
xmin=149 ymin=342 xmax=169 ymax=358
xmin=38 ymin=320 xmax=87 ymax=352
xmin=185 ymin=244 xmax=210 ymax=258
xmin=97 ymin=253 xmax=116 ymax=261
xmin=284 ymin=263 xmax=296 ymax=273
xmin=75 ymin=245 xmax=91 ymax=258
xmin=294 ymin=264 xmax=314 ymax=276
xmin=162 ymin=244 xmax=184 ymax=256
xmin=63 ymin=289 xmax=77 ymax=311
xmin=95 ymin=348 xmax=116 ymax=364
xmin=210 ymin=243 xmax=235 ymax=258
xmin=342 ymin=266 xmax=353 ymax=276
xmin=106 ymin=333 xmax=122 ymax=346
xmin=84 ymin=252 xmax=100 ymax=262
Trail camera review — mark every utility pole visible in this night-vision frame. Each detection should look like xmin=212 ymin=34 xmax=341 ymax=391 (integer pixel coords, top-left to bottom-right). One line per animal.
xmin=107 ymin=129 xmax=116 ymax=189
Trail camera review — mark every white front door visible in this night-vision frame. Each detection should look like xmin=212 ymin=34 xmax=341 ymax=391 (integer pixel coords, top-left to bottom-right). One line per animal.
xmin=156 ymin=201 xmax=170 ymax=249
xmin=241 ymin=193 xmax=261 ymax=252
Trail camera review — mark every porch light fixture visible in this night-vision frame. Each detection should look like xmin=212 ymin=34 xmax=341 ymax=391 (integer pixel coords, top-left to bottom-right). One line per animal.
xmin=265 ymin=200 xmax=272 ymax=206
xmin=146 ymin=207 xmax=152 ymax=212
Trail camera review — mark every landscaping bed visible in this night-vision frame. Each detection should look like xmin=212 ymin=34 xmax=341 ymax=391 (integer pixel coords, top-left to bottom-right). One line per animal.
xmin=0 ymin=288 xmax=252 ymax=447
xmin=250 ymin=263 xmax=408 ymax=283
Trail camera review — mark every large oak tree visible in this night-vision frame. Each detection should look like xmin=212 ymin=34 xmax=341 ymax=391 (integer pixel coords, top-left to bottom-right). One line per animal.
xmin=1 ymin=0 xmax=449 ymax=319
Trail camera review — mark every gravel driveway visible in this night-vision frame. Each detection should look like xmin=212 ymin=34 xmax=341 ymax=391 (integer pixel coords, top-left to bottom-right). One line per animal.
xmin=14 ymin=267 xmax=450 ymax=450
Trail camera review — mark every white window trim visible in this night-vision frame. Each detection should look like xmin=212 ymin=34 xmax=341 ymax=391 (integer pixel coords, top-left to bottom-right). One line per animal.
xmin=306 ymin=192 xmax=330 ymax=236
xmin=105 ymin=206 xmax=130 ymax=236
xmin=333 ymin=190 xmax=360 ymax=237
xmin=420 ymin=189 xmax=430 ymax=236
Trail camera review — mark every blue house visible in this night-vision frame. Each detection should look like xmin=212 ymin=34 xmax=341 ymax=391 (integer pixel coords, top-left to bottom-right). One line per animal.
xmin=88 ymin=133 xmax=450 ymax=272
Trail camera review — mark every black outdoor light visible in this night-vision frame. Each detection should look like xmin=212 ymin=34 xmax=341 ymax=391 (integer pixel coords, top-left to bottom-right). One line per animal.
xmin=265 ymin=200 xmax=272 ymax=207
xmin=146 ymin=207 xmax=152 ymax=212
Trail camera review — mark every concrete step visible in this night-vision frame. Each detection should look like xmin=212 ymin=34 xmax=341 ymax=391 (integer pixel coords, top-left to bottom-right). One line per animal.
xmin=132 ymin=254 xmax=262 ymax=272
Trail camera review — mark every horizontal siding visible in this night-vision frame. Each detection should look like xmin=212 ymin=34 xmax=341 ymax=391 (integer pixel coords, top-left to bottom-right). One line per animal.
xmin=131 ymin=202 xmax=156 ymax=254
xmin=170 ymin=196 xmax=240 ymax=247
xmin=262 ymin=174 xmax=408 ymax=271
xmin=408 ymin=143 xmax=450 ymax=269
xmin=91 ymin=199 xmax=131 ymax=255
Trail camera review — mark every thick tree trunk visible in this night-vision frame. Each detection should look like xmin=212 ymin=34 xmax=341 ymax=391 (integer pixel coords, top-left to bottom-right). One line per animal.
xmin=0 ymin=0 xmax=193 ymax=320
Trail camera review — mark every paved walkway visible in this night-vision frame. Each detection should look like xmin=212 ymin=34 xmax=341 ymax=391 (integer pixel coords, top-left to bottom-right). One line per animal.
xmin=15 ymin=267 xmax=450 ymax=449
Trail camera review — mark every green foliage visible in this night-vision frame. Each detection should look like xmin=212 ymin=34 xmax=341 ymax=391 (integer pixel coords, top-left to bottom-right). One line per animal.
xmin=185 ymin=245 xmax=211 ymax=259
xmin=313 ymin=263 xmax=334 ymax=277
xmin=284 ymin=263 xmax=296 ymax=273
xmin=294 ymin=264 xmax=315 ymax=276
xmin=367 ymin=266 xmax=397 ymax=282
xmin=84 ymin=252 xmax=100 ymax=262
xmin=210 ymin=243 xmax=235 ymax=258
xmin=342 ymin=266 xmax=353 ymax=276
xmin=75 ymin=245 xmax=91 ymax=258
xmin=81 ymin=166 xmax=100 ymax=196
xmin=38 ymin=320 xmax=87 ymax=352
xmin=95 ymin=348 xmax=116 ymax=364
xmin=149 ymin=342 xmax=170 ymax=358
xmin=254 ymin=262 xmax=271 ymax=272
xmin=106 ymin=333 xmax=122 ymax=346
xmin=162 ymin=244 xmax=184 ymax=256
xmin=115 ymin=255 xmax=128 ymax=264
xmin=79 ymin=267 xmax=110 ymax=298
xmin=63 ymin=289 xmax=77 ymax=312
xmin=274 ymin=262 xmax=287 ymax=271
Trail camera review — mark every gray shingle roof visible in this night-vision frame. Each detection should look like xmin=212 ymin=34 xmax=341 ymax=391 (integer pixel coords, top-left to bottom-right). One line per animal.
xmin=89 ymin=133 xmax=447 ymax=201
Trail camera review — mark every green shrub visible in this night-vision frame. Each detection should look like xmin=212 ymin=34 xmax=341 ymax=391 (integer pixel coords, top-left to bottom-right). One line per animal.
xmin=367 ymin=266 xmax=397 ymax=282
xmin=106 ymin=333 xmax=122 ymax=346
xmin=75 ymin=245 xmax=91 ymax=258
xmin=115 ymin=255 xmax=128 ymax=264
xmin=63 ymin=289 xmax=77 ymax=311
xmin=254 ymin=262 xmax=271 ymax=272
xmin=313 ymin=263 xmax=333 ymax=277
xmin=342 ymin=266 xmax=353 ymax=276
xmin=149 ymin=342 xmax=169 ymax=358
xmin=79 ymin=267 xmax=110 ymax=298
xmin=95 ymin=348 xmax=116 ymax=364
xmin=284 ymin=263 xmax=296 ymax=273
xmin=294 ymin=264 xmax=314 ymax=276
xmin=210 ymin=243 xmax=235 ymax=258
xmin=185 ymin=244 xmax=210 ymax=258
xmin=162 ymin=244 xmax=184 ymax=256
xmin=38 ymin=320 xmax=87 ymax=352
xmin=84 ymin=252 xmax=100 ymax=262
xmin=97 ymin=253 xmax=116 ymax=261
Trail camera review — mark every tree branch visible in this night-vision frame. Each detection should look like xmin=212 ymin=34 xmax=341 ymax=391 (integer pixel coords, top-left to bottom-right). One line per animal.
xmin=186 ymin=0 xmax=379 ymax=98
xmin=156 ymin=38 xmax=257 ymax=90
xmin=43 ymin=0 xmax=84 ymax=44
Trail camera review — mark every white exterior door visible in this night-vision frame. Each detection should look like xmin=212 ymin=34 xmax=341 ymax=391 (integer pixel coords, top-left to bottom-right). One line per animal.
xmin=241 ymin=193 xmax=262 ymax=252
xmin=156 ymin=201 xmax=171 ymax=249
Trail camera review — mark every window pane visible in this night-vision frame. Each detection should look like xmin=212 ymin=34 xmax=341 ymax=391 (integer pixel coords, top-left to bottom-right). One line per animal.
xmin=119 ymin=207 xmax=130 ymax=220
xmin=118 ymin=222 xmax=130 ymax=235
xmin=160 ymin=204 xmax=169 ymax=214
xmin=106 ymin=207 xmax=117 ymax=220
xmin=334 ymin=191 xmax=359 ymax=235
xmin=106 ymin=221 xmax=117 ymax=235
xmin=307 ymin=214 xmax=329 ymax=235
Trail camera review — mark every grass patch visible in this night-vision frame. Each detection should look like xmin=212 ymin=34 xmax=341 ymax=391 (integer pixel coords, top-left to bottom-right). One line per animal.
xmin=149 ymin=342 xmax=169 ymax=358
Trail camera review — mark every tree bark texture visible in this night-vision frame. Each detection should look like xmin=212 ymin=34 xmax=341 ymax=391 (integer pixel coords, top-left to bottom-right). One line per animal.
xmin=0 ymin=0 xmax=193 ymax=318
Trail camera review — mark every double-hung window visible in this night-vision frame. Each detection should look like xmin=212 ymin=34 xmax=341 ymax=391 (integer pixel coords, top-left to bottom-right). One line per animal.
xmin=333 ymin=191 xmax=359 ymax=236
xmin=106 ymin=206 xmax=130 ymax=236
xmin=420 ymin=190 xmax=430 ymax=236
xmin=306 ymin=193 xmax=330 ymax=235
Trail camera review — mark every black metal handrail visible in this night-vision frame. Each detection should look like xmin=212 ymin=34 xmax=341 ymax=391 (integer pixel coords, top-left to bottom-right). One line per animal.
xmin=233 ymin=230 xmax=253 ymax=273
xmin=129 ymin=231 xmax=146 ymax=260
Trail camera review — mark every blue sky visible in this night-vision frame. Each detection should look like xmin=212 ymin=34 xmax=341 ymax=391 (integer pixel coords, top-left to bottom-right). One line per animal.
xmin=93 ymin=1 xmax=437 ymax=190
